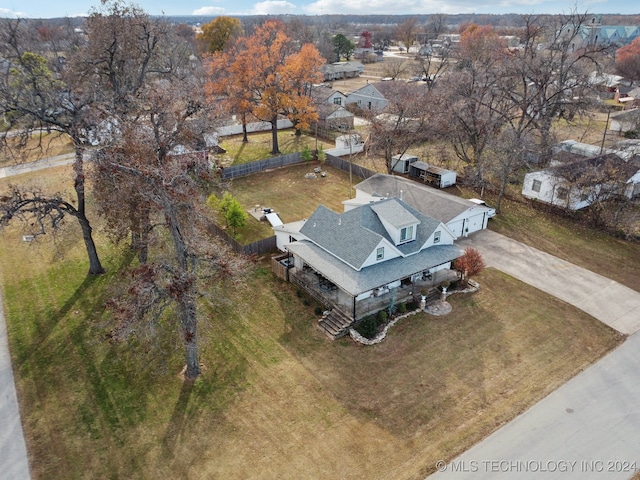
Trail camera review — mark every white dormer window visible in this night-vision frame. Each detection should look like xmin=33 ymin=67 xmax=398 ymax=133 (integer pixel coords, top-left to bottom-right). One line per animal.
xmin=434 ymin=231 xmax=441 ymax=243
xmin=376 ymin=247 xmax=384 ymax=260
xmin=400 ymin=225 xmax=414 ymax=243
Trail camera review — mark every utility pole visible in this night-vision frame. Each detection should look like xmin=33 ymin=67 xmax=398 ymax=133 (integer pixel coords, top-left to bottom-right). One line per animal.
xmin=600 ymin=107 xmax=612 ymax=154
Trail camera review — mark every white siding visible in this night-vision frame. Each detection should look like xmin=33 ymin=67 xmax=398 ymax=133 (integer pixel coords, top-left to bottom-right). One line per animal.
xmin=360 ymin=239 xmax=401 ymax=269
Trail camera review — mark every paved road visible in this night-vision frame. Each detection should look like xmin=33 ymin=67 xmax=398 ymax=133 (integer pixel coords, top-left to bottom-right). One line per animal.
xmin=0 ymin=152 xmax=75 ymax=179
xmin=428 ymin=229 xmax=640 ymax=480
xmin=0 ymin=288 xmax=31 ymax=479
xmin=457 ymin=230 xmax=640 ymax=335
xmin=429 ymin=331 xmax=640 ymax=480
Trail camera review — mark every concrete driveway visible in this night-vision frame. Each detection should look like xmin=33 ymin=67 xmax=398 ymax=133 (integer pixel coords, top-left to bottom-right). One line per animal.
xmin=427 ymin=229 xmax=640 ymax=480
xmin=456 ymin=230 xmax=640 ymax=335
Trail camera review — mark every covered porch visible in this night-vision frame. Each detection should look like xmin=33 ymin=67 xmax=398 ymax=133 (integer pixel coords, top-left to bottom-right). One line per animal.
xmin=289 ymin=263 xmax=459 ymax=321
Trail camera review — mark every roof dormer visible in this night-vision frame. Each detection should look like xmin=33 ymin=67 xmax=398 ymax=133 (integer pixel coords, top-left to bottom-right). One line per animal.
xmin=370 ymin=199 xmax=419 ymax=246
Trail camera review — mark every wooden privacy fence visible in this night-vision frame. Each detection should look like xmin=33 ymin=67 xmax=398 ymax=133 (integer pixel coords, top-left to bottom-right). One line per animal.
xmin=324 ymin=154 xmax=376 ymax=179
xmin=207 ymin=221 xmax=278 ymax=256
xmin=221 ymin=152 xmax=305 ymax=179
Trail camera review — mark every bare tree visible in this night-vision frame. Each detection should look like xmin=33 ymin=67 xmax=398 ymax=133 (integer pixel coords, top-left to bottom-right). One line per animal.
xmin=0 ymin=18 xmax=105 ymax=274
xmin=395 ymin=18 xmax=419 ymax=52
xmin=366 ymin=82 xmax=438 ymax=173
xmin=382 ymin=59 xmax=407 ymax=80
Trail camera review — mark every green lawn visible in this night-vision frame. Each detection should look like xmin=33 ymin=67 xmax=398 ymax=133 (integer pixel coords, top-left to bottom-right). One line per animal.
xmin=0 ymin=163 xmax=627 ymax=480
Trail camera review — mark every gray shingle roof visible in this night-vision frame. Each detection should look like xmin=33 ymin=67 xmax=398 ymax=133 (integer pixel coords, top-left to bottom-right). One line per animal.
xmin=299 ymin=198 xmax=443 ymax=269
xmin=287 ymin=240 xmax=463 ymax=296
xmin=370 ymin=200 xmax=418 ymax=228
xmin=355 ymin=174 xmax=476 ymax=223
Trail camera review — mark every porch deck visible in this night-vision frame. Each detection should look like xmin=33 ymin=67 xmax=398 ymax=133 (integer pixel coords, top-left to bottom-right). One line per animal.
xmin=289 ymin=266 xmax=459 ymax=321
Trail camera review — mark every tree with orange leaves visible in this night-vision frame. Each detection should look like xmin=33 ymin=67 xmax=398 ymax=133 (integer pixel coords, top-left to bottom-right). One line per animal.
xmin=615 ymin=37 xmax=640 ymax=83
xmin=459 ymin=24 xmax=504 ymax=64
xmin=453 ymin=247 xmax=485 ymax=287
xmin=206 ymin=20 xmax=324 ymax=154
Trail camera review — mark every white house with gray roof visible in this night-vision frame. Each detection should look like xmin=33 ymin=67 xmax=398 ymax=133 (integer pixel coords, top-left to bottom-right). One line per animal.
xmin=274 ymin=197 xmax=462 ymax=327
xmin=347 ymin=174 xmax=494 ymax=237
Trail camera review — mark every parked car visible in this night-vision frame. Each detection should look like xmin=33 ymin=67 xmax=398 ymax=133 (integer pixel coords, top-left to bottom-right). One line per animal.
xmin=468 ymin=198 xmax=496 ymax=218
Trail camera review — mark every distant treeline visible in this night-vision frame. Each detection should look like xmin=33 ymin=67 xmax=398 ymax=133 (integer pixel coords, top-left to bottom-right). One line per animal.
xmin=21 ymin=13 xmax=640 ymax=30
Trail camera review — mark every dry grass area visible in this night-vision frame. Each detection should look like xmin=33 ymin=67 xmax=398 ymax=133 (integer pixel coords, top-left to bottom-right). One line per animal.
xmin=0 ymin=163 xmax=626 ymax=480
xmin=216 ymin=131 xmax=335 ymax=167
xmin=0 ymin=230 xmax=622 ymax=480
xmin=1 ymin=132 xmax=74 ymax=166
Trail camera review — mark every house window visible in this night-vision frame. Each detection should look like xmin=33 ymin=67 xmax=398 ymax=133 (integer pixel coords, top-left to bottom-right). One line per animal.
xmin=556 ymin=187 xmax=568 ymax=200
xmin=434 ymin=230 xmax=441 ymax=243
xmin=357 ymin=100 xmax=362 ymax=107
xmin=532 ymin=179 xmax=542 ymax=192
xmin=400 ymin=225 xmax=414 ymax=243
xmin=376 ymin=247 xmax=384 ymax=260
xmin=333 ymin=97 xmax=342 ymax=105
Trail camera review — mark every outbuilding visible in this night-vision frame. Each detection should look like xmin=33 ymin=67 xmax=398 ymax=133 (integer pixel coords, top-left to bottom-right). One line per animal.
xmin=391 ymin=153 xmax=418 ymax=174
xmin=409 ymin=161 xmax=457 ymax=188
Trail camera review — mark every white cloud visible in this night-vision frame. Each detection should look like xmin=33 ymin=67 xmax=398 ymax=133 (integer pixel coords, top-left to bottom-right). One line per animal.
xmin=0 ymin=7 xmax=26 ymax=17
xmin=252 ymin=0 xmax=297 ymax=15
xmin=192 ymin=6 xmax=226 ymax=15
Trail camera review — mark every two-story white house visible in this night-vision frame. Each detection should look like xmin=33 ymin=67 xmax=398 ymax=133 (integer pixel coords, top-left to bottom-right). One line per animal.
xmin=345 ymin=83 xmax=388 ymax=111
xmin=274 ymin=197 xmax=462 ymax=335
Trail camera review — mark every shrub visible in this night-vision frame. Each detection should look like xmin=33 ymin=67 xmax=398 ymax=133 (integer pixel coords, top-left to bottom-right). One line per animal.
xmin=406 ymin=301 xmax=418 ymax=310
xmin=314 ymin=306 xmax=323 ymax=316
xmin=301 ymin=144 xmax=312 ymax=161
xmin=398 ymin=302 xmax=407 ymax=314
xmin=355 ymin=314 xmax=379 ymax=339
xmin=378 ymin=310 xmax=388 ymax=323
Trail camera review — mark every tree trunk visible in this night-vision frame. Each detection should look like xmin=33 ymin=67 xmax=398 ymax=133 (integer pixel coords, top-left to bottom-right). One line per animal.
xmin=180 ymin=293 xmax=200 ymax=380
xmin=131 ymin=205 xmax=151 ymax=264
xmin=164 ymin=198 xmax=201 ymax=379
xmin=270 ymin=116 xmax=280 ymax=154
xmin=241 ymin=111 xmax=248 ymax=143
xmin=73 ymin=148 xmax=105 ymax=275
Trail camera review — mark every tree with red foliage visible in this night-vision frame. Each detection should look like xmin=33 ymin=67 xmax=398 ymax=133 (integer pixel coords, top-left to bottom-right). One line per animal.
xmin=359 ymin=30 xmax=373 ymax=48
xmin=615 ymin=37 xmax=640 ymax=83
xmin=453 ymin=247 xmax=485 ymax=287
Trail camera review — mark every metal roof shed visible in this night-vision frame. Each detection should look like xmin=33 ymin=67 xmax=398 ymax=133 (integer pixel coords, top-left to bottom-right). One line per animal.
xmin=409 ymin=161 xmax=457 ymax=188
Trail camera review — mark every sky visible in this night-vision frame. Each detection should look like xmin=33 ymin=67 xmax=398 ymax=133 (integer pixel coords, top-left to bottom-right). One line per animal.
xmin=0 ymin=0 xmax=638 ymax=20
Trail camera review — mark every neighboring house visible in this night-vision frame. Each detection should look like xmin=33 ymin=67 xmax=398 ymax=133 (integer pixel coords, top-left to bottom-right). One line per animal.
xmin=320 ymin=61 xmax=364 ymax=81
xmin=274 ymin=198 xmax=463 ymax=330
xmin=610 ymin=108 xmax=640 ymax=135
xmin=316 ymin=104 xmax=355 ymax=131
xmin=310 ymin=85 xmax=347 ymax=107
xmin=522 ymin=154 xmax=640 ymax=210
xmin=615 ymin=85 xmax=635 ymax=103
xmin=562 ymin=16 xmax=640 ymax=51
xmin=589 ymin=71 xmax=624 ymax=99
xmin=346 ymin=174 xmax=493 ymax=237
xmin=345 ymin=83 xmax=388 ymax=111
